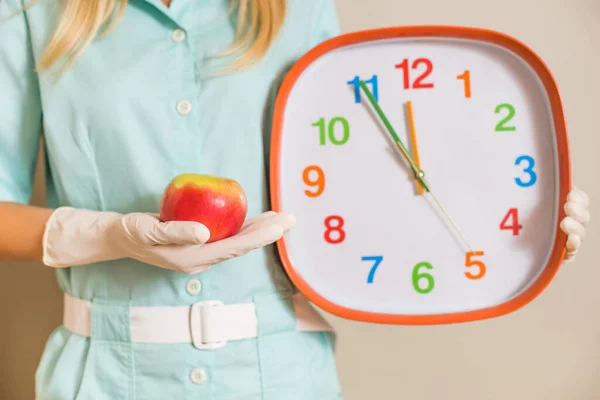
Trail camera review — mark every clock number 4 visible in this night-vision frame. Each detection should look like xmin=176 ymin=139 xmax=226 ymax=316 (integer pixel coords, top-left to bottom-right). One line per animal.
xmin=396 ymin=58 xmax=434 ymax=89
xmin=313 ymin=117 xmax=350 ymax=146
xmin=500 ymin=208 xmax=523 ymax=236
xmin=324 ymin=216 xmax=345 ymax=244
xmin=348 ymin=75 xmax=378 ymax=103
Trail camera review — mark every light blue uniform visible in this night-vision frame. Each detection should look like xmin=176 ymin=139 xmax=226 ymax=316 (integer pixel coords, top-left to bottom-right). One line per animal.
xmin=0 ymin=0 xmax=342 ymax=398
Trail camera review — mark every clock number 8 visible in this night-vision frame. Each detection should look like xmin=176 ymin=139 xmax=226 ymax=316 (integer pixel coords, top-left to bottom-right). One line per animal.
xmin=324 ymin=216 xmax=345 ymax=244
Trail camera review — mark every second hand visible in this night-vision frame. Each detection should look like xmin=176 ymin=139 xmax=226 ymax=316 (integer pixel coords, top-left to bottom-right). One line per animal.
xmin=359 ymin=80 xmax=474 ymax=252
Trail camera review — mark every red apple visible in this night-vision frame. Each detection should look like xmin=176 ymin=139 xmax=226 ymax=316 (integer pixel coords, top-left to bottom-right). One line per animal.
xmin=159 ymin=173 xmax=248 ymax=243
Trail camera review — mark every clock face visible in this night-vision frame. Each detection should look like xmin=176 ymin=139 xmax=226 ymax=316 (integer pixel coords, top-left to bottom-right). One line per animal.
xmin=271 ymin=27 xmax=570 ymax=324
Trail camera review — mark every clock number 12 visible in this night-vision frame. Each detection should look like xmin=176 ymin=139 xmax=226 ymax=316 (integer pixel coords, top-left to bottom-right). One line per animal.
xmin=396 ymin=58 xmax=434 ymax=89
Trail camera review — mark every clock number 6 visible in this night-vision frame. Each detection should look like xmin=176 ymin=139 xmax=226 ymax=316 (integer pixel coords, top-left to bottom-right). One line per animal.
xmin=324 ymin=216 xmax=345 ymax=244
xmin=412 ymin=262 xmax=435 ymax=294
xmin=465 ymin=251 xmax=486 ymax=280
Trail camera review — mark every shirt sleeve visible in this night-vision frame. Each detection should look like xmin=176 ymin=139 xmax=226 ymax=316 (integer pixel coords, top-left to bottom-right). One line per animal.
xmin=309 ymin=0 xmax=342 ymax=48
xmin=0 ymin=0 xmax=43 ymax=204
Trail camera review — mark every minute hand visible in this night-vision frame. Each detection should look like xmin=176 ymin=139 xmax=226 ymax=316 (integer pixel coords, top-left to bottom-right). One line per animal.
xmin=359 ymin=81 xmax=474 ymax=252
xmin=359 ymin=81 xmax=430 ymax=192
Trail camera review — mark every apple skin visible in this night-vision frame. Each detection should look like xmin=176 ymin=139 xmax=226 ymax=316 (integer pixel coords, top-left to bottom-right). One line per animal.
xmin=159 ymin=174 xmax=248 ymax=243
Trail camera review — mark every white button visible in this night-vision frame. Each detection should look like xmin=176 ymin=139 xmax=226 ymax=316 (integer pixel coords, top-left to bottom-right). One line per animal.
xmin=171 ymin=29 xmax=186 ymax=43
xmin=186 ymin=279 xmax=202 ymax=296
xmin=190 ymin=368 xmax=207 ymax=385
xmin=177 ymin=100 xmax=192 ymax=116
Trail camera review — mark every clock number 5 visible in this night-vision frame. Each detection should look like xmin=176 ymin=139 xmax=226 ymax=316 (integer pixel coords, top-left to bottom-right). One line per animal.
xmin=515 ymin=155 xmax=537 ymax=187
xmin=465 ymin=251 xmax=486 ymax=280
xmin=313 ymin=117 xmax=350 ymax=146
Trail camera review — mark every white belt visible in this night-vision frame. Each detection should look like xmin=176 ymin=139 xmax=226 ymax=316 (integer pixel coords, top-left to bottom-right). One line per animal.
xmin=63 ymin=293 xmax=333 ymax=350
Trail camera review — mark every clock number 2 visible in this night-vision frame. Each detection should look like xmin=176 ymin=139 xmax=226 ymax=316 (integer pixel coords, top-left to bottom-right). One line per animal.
xmin=495 ymin=103 xmax=516 ymax=131
xmin=395 ymin=58 xmax=434 ymax=89
xmin=313 ymin=117 xmax=350 ymax=146
xmin=324 ymin=216 xmax=345 ymax=244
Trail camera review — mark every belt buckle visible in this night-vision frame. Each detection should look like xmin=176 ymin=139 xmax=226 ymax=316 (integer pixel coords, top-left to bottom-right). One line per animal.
xmin=190 ymin=300 xmax=227 ymax=350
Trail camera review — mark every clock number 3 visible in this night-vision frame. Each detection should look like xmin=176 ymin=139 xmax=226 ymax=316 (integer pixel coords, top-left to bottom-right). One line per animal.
xmin=515 ymin=155 xmax=537 ymax=187
xmin=324 ymin=216 xmax=345 ymax=244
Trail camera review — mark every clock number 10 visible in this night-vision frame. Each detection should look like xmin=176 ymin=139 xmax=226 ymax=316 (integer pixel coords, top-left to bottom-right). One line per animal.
xmin=313 ymin=117 xmax=350 ymax=146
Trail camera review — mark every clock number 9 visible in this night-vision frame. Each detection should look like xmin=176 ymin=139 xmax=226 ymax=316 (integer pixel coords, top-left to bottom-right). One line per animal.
xmin=313 ymin=117 xmax=350 ymax=146
xmin=303 ymin=165 xmax=325 ymax=197
xmin=412 ymin=262 xmax=435 ymax=294
xmin=324 ymin=216 xmax=345 ymax=244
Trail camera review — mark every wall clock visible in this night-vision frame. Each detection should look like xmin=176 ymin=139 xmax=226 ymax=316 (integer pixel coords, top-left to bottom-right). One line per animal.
xmin=270 ymin=26 xmax=570 ymax=324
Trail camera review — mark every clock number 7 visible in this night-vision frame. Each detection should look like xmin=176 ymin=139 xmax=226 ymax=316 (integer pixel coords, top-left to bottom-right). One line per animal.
xmin=362 ymin=256 xmax=383 ymax=284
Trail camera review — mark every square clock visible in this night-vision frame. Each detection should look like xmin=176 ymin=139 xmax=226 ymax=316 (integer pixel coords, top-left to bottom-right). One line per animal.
xmin=270 ymin=26 xmax=570 ymax=325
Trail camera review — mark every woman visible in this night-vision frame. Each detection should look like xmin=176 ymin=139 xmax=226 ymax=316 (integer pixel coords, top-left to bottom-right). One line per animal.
xmin=0 ymin=0 xmax=590 ymax=399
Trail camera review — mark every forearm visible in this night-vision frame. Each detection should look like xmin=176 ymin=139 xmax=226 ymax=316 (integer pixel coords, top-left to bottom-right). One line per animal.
xmin=0 ymin=202 xmax=53 ymax=262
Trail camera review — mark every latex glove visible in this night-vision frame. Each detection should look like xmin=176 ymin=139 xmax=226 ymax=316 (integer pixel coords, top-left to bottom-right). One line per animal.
xmin=43 ymin=207 xmax=295 ymax=274
xmin=560 ymin=187 xmax=590 ymax=263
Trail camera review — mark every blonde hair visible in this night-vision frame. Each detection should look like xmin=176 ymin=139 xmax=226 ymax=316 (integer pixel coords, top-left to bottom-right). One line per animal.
xmin=36 ymin=0 xmax=286 ymax=74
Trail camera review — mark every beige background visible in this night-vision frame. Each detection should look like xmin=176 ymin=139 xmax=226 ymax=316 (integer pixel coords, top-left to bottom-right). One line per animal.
xmin=1 ymin=0 xmax=599 ymax=399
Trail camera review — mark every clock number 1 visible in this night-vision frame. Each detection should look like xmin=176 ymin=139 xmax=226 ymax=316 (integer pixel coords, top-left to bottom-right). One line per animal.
xmin=313 ymin=117 xmax=350 ymax=146
xmin=456 ymin=70 xmax=471 ymax=98
xmin=348 ymin=75 xmax=378 ymax=103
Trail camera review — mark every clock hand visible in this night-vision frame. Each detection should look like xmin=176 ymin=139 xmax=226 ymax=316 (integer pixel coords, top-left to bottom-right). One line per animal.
xmin=358 ymin=80 xmax=474 ymax=252
xmin=406 ymin=100 xmax=425 ymax=195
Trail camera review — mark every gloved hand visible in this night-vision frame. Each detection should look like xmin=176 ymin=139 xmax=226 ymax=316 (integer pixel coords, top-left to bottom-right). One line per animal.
xmin=560 ymin=187 xmax=590 ymax=263
xmin=43 ymin=207 xmax=295 ymax=274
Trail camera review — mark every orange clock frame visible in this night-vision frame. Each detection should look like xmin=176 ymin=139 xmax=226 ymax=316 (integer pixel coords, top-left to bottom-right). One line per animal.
xmin=269 ymin=25 xmax=571 ymax=325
